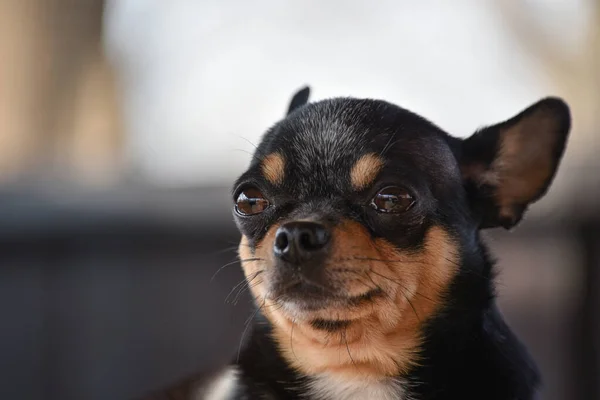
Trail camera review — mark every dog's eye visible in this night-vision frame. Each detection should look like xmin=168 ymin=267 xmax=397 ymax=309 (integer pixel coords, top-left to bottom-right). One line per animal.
xmin=370 ymin=186 xmax=415 ymax=213
xmin=235 ymin=188 xmax=270 ymax=215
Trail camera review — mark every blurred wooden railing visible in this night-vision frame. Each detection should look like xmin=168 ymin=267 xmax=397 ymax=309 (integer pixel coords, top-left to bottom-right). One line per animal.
xmin=0 ymin=0 xmax=122 ymax=185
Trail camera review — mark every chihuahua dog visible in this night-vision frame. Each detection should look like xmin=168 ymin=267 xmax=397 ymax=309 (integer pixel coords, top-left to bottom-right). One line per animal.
xmin=203 ymin=87 xmax=570 ymax=400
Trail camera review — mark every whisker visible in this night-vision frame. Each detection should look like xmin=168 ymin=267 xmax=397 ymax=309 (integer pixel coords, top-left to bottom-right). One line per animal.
xmin=333 ymin=261 xmax=467 ymax=315
xmin=351 ymin=275 xmax=378 ymax=293
xmin=201 ymin=245 xmax=240 ymax=258
xmin=238 ymin=136 xmax=260 ymax=151
xmin=368 ymin=269 xmax=438 ymax=306
xmin=224 ymin=240 xmax=253 ymax=248
xmin=263 ymin=300 xmax=285 ymax=312
xmin=380 ymin=132 xmax=399 ymax=157
xmin=362 ymin=270 xmax=420 ymax=320
xmin=232 ymin=148 xmax=257 ymax=157
xmin=237 ymin=296 xmax=266 ymax=363
xmin=362 ymin=271 xmax=393 ymax=302
xmin=352 ymin=256 xmax=489 ymax=280
xmin=233 ymin=135 xmax=269 ymax=160
xmin=360 ymin=272 xmax=389 ymax=315
xmin=404 ymin=293 xmax=420 ymax=322
xmin=224 ymin=280 xmax=248 ymax=303
xmin=233 ymin=276 xmax=264 ymax=304
xmin=353 ymin=255 xmax=458 ymax=266
xmin=211 ymin=257 xmax=264 ymax=282
xmin=224 ymin=269 xmax=262 ymax=303
xmin=342 ymin=327 xmax=357 ymax=368
xmin=290 ymin=318 xmax=298 ymax=361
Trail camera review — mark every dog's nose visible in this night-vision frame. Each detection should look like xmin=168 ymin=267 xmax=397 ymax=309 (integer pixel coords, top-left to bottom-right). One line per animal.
xmin=274 ymin=221 xmax=330 ymax=264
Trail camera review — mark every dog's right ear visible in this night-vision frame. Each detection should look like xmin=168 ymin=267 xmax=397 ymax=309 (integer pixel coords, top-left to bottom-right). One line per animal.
xmin=287 ymin=86 xmax=310 ymax=115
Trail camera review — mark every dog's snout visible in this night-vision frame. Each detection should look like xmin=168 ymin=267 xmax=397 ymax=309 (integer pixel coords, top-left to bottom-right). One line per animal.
xmin=274 ymin=221 xmax=330 ymax=264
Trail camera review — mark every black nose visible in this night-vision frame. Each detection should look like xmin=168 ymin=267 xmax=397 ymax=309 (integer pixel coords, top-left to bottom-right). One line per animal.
xmin=274 ymin=221 xmax=330 ymax=264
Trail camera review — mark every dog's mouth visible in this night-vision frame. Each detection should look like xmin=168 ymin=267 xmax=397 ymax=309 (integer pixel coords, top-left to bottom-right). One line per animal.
xmin=269 ymin=277 xmax=384 ymax=312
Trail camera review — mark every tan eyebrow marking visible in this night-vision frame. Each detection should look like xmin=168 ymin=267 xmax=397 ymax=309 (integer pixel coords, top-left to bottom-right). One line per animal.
xmin=261 ymin=152 xmax=285 ymax=185
xmin=350 ymin=153 xmax=384 ymax=191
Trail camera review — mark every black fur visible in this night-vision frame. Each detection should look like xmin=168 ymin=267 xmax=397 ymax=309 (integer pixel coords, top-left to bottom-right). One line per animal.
xmin=223 ymin=87 xmax=570 ymax=400
xmin=287 ymin=86 xmax=311 ymax=115
xmin=231 ymin=315 xmax=308 ymax=400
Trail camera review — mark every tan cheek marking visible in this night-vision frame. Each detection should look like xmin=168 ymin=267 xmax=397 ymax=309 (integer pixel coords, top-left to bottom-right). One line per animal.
xmin=260 ymin=221 xmax=459 ymax=380
xmin=238 ymin=236 xmax=261 ymax=298
xmin=238 ymin=225 xmax=281 ymax=302
xmin=350 ymin=153 xmax=384 ymax=191
xmin=261 ymin=153 xmax=285 ymax=185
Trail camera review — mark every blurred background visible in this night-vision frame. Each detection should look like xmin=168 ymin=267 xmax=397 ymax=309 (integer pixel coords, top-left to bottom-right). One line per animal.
xmin=0 ymin=0 xmax=598 ymax=399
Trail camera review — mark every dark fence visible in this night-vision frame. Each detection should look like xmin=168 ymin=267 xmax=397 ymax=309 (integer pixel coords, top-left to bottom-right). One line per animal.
xmin=0 ymin=185 xmax=597 ymax=400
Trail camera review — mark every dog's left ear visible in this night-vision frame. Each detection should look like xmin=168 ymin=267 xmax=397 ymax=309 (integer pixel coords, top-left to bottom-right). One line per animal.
xmin=287 ymin=86 xmax=310 ymax=115
xmin=459 ymin=97 xmax=571 ymax=229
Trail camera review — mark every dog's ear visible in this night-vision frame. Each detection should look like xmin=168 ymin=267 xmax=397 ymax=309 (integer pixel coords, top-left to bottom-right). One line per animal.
xmin=459 ymin=97 xmax=571 ymax=229
xmin=287 ymin=86 xmax=310 ymax=115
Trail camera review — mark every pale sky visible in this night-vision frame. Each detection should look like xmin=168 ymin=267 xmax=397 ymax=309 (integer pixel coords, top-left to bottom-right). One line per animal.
xmin=104 ymin=0 xmax=591 ymax=187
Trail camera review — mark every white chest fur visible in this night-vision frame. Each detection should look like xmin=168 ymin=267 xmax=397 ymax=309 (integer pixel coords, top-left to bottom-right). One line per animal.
xmin=198 ymin=367 xmax=411 ymax=400
xmin=198 ymin=367 xmax=238 ymax=400
xmin=306 ymin=374 xmax=410 ymax=400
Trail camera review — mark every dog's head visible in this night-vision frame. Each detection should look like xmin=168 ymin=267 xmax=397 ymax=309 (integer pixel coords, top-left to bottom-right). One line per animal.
xmin=232 ymin=87 xmax=570 ymax=379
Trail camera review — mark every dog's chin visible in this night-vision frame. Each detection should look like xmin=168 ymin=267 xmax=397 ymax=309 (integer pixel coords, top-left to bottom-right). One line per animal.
xmin=268 ymin=279 xmax=383 ymax=316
